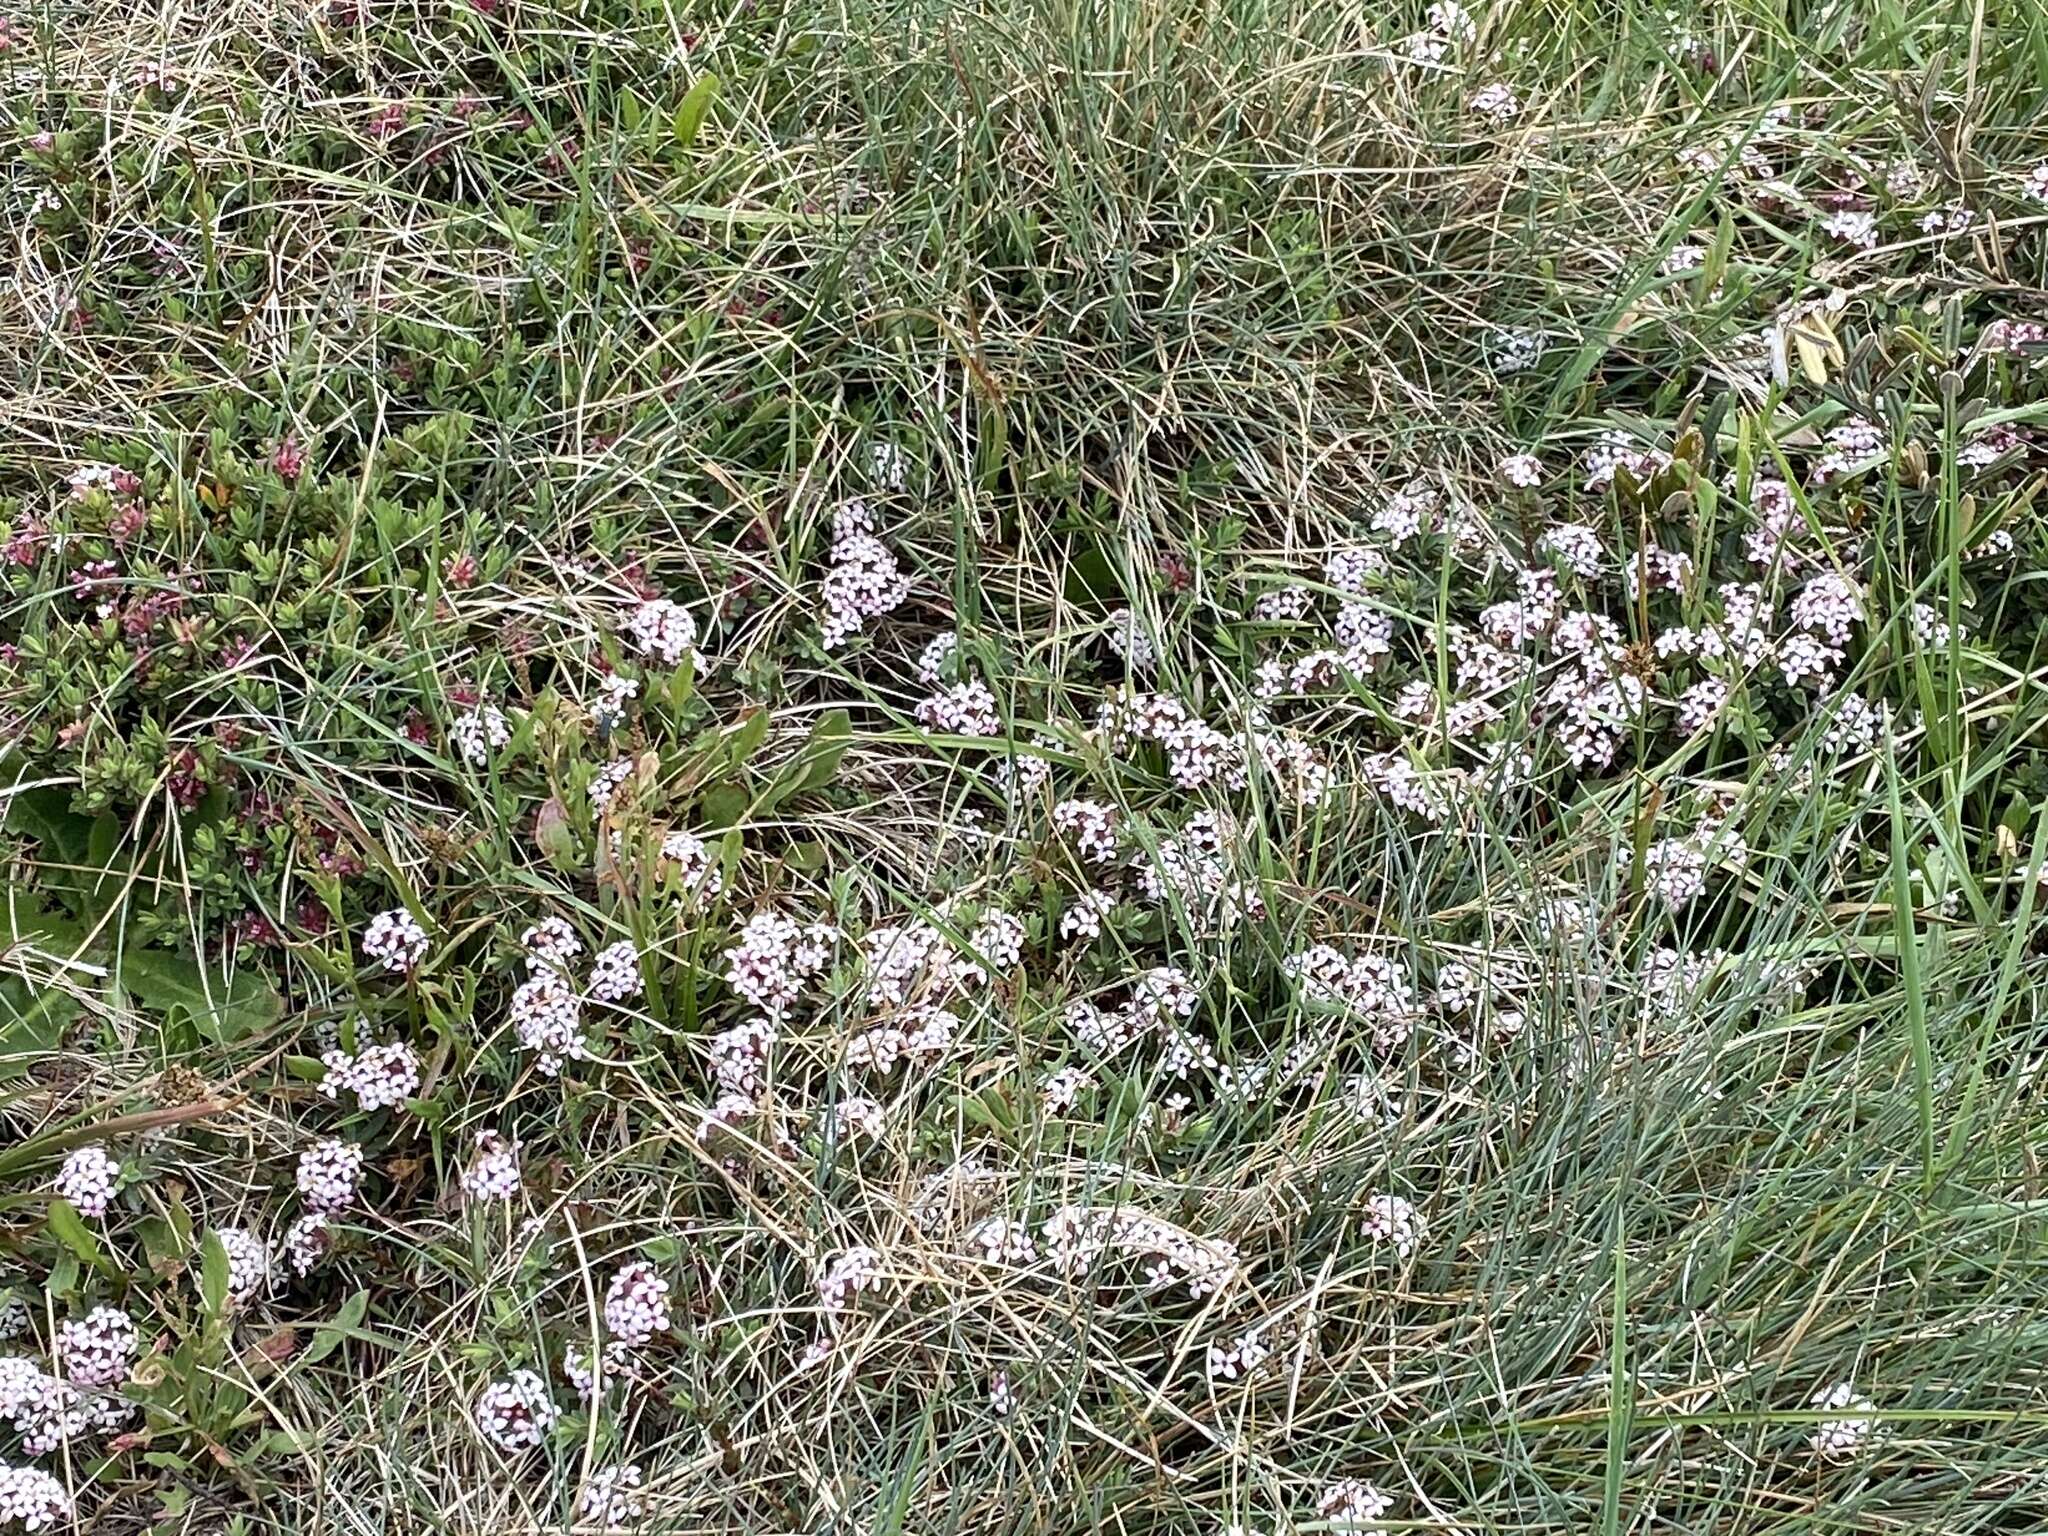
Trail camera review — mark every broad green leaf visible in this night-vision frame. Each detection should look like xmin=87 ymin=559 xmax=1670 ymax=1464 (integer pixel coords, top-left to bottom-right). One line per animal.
xmin=120 ymin=951 xmax=282 ymax=1044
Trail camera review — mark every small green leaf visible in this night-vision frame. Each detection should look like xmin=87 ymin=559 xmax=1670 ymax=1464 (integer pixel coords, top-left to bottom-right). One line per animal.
xmin=48 ymin=1197 xmax=120 ymax=1275
xmin=302 ymin=1288 xmax=370 ymax=1366
xmin=201 ymin=1228 xmax=231 ymax=1319
xmin=671 ymin=75 xmax=721 ymax=150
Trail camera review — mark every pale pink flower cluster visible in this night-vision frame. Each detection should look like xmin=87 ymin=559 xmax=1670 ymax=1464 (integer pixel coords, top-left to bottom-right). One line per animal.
xmin=1206 ymin=1330 xmax=1269 ymax=1380
xmin=577 ymin=1463 xmax=646 ymax=1525
xmin=818 ymin=1246 xmax=885 ymax=1315
xmin=54 ymin=1307 xmax=136 ymax=1388
xmin=603 ymin=1261 xmax=671 ymax=1346
xmin=625 ymin=597 xmax=700 ymax=666
xmin=915 ymin=677 xmax=1002 ymax=736
xmin=296 ymin=1138 xmax=364 ymax=1213
xmin=509 ymin=964 xmax=586 ymax=1075
xmin=459 ymin=1131 xmax=523 ymax=1202
xmin=1283 ymin=945 xmax=1416 ymax=1054
xmin=214 ymin=1226 xmax=273 ymax=1305
xmin=283 ymin=1212 xmax=331 ymax=1277
xmin=586 ymin=939 xmax=643 ymax=1004
xmin=1039 ymin=1205 xmax=1239 ymax=1298
xmin=724 ymin=911 xmax=837 ymax=1023
xmin=1470 ymin=81 xmax=1520 ymax=121
xmin=0 ymin=1463 xmax=70 ymax=1530
xmin=474 ymin=1367 xmax=556 ymax=1452
xmin=1360 ymin=1194 xmax=1423 ymax=1258
xmin=1052 ymin=798 xmax=1119 ymax=862
xmin=53 ymin=1144 xmax=117 ymax=1218
xmin=319 ymin=1039 xmax=420 ymax=1112
xmin=362 ymin=908 xmax=429 ymax=973
xmin=660 ymin=829 xmax=724 ymax=898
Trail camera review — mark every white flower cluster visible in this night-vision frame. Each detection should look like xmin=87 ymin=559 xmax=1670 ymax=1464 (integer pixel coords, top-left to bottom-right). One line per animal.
xmin=603 ymin=1262 xmax=672 ymax=1346
xmin=1470 ymin=81 xmax=1520 ymax=121
xmin=1360 ymin=1194 xmax=1423 ymax=1259
xmin=818 ymin=1246 xmax=885 ymax=1316
xmin=844 ymin=1004 xmax=954 ymax=1073
xmin=54 ymin=1308 xmax=136 ymax=1389
xmin=53 ymin=1144 xmax=118 ymax=1218
xmin=1206 ymin=1330 xmax=1269 ymax=1381
xmin=1041 ymin=1205 xmax=1240 ymax=1298
xmin=0 ymin=1464 xmax=69 ymax=1531
xmin=591 ymin=670 xmax=637 ymax=731
xmin=1052 ymin=798 xmax=1119 ymax=862
xmin=509 ymin=966 xmax=585 ymax=1075
xmin=319 ymin=1038 xmax=420 ymax=1112
xmin=625 ymin=597 xmax=701 ymax=666
xmin=459 ymin=1131 xmax=523 ymax=1202
xmin=563 ymin=1339 xmax=639 ymax=1402
xmin=474 ymin=1367 xmax=557 ymax=1453
xmin=660 ymin=829 xmax=724 ymax=899
xmin=1317 ymin=1478 xmax=1393 ymax=1528
xmin=577 ymin=1463 xmax=646 ymax=1525
xmin=1809 ymin=1382 xmax=1877 ymax=1459
xmin=450 ymin=703 xmax=510 ymax=765
xmin=296 ymin=1138 xmax=364 ymax=1213
xmin=1063 ymin=965 xmax=1207 ymax=1074
xmin=213 ymin=1227 xmax=273 ymax=1306
xmin=1282 ymin=945 xmax=1417 ymax=1055
xmin=915 ymin=677 xmax=1002 ymax=736
xmin=586 ymin=939 xmax=643 ymax=1004
xmin=1 ymin=1354 xmax=132 ymax=1456
xmin=361 ymin=908 xmax=429 ymax=973
xmin=284 ymin=1212 xmax=331 ymax=1277
xmin=821 ymin=498 xmax=912 ymax=649
xmin=1104 ymin=607 xmax=1157 ymax=671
